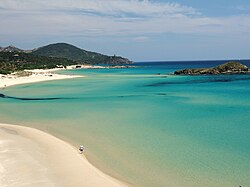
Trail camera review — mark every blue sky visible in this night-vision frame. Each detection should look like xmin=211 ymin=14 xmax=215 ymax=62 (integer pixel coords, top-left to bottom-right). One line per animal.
xmin=0 ymin=0 xmax=250 ymax=61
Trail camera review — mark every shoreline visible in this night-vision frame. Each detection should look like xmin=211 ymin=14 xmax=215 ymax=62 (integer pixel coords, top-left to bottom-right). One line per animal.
xmin=0 ymin=69 xmax=129 ymax=186
xmin=0 ymin=68 xmax=84 ymax=89
xmin=0 ymin=64 xmax=138 ymax=89
xmin=0 ymin=123 xmax=128 ymax=187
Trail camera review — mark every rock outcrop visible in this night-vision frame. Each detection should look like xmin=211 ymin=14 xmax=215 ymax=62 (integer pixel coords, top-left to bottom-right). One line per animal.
xmin=0 ymin=45 xmax=24 ymax=53
xmin=174 ymin=62 xmax=249 ymax=75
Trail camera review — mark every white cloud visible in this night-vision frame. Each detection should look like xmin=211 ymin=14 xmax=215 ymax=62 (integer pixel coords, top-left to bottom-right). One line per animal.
xmin=0 ymin=0 xmax=197 ymax=17
xmin=0 ymin=0 xmax=250 ymax=39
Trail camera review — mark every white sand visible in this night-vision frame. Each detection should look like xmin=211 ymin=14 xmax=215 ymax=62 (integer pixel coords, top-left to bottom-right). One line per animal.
xmin=66 ymin=65 xmax=106 ymax=69
xmin=0 ymin=123 xmax=127 ymax=187
xmin=0 ymin=70 xmax=83 ymax=89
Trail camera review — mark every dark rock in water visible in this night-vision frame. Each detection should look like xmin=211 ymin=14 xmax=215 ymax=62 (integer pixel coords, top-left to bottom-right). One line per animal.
xmin=0 ymin=93 xmax=64 ymax=101
xmin=174 ymin=62 xmax=249 ymax=75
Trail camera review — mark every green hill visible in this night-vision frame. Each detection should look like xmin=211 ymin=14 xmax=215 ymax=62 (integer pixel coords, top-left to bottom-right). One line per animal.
xmin=32 ymin=43 xmax=132 ymax=64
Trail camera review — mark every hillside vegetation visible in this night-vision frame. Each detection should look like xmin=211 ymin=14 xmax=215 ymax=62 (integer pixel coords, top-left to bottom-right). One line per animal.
xmin=0 ymin=43 xmax=132 ymax=74
xmin=32 ymin=43 xmax=132 ymax=64
xmin=0 ymin=52 xmax=75 ymax=74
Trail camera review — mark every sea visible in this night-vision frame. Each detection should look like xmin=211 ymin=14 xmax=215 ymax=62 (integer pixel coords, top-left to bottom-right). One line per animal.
xmin=1 ymin=60 xmax=250 ymax=187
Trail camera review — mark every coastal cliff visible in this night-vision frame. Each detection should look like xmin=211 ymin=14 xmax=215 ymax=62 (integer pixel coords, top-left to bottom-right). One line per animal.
xmin=174 ymin=62 xmax=249 ymax=75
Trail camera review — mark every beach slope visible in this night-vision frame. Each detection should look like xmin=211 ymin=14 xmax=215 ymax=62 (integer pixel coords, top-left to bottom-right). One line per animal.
xmin=0 ymin=123 xmax=127 ymax=187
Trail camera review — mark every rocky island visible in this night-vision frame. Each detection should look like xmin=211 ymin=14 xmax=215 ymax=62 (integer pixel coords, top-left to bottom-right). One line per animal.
xmin=174 ymin=62 xmax=249 ymax=75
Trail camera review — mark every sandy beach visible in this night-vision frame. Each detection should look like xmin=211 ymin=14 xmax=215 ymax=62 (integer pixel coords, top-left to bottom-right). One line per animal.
xmin=0 ymin=69 xmax=83 ymax=89
xmin=0 ymin=123 xmax=127 ymax=187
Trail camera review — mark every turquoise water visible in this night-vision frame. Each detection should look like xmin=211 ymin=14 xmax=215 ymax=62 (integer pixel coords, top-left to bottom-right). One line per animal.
xmin=0 ymin=61 xmax=250 ymax=187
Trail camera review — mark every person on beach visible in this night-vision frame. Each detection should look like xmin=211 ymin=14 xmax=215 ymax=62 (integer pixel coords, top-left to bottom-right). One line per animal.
xmin=79 ymin=145 xmax=84 ymax=154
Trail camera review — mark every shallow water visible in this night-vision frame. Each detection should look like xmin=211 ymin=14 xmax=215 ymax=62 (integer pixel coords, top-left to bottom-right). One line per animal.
xmin=1 ymin=61 xmax=250 ymax=187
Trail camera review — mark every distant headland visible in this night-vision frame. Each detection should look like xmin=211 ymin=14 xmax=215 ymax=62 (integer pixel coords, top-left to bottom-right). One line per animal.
xmin=0 ymin=43 xmax=133 ymax=74
xmin=174 ymin=62 xmax=249 ymax=75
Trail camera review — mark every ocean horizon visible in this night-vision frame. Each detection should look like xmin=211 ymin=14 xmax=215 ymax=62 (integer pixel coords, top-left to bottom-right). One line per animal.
xmin=1 ymin=60 xmax=250 ymax=187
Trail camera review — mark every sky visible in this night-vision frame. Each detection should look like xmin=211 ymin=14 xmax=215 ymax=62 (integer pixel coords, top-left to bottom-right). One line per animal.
xmin=0 ymin=0 xmax=250 ymax=62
